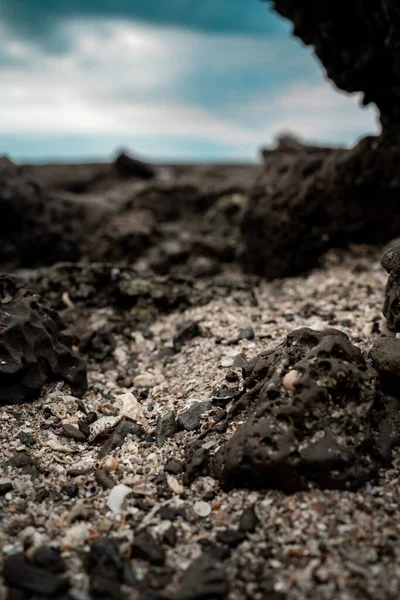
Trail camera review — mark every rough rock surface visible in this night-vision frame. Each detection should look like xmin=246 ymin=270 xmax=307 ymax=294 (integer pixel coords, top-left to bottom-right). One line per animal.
xmin=381 ymin=242 xmax=400 ymax=332
xmin=0 ymin=274 xmax=87 ymax=404
xmin=0 ymin=159 xmax=84 ymax=270
xmin=242 ymin=134 xmax=400 ymax=278
xmin=214 ymin=327 xmax=385 ymax=492
xmin=269 ymin=0 xmax=400 ymax=129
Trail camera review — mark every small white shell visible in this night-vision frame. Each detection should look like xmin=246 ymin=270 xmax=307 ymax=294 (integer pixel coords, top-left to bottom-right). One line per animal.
xmin=88 ymin=415 xmax=122 ymax=443
xmin=193 ymin=501 xmax=211 ymax=518
xmin=282 ymin=369 xmax=301 ymax=391
xmin=116 ymin=392 xmax=145 ymax=425
xmin=107 ymin=484 xmax=132 ymax=513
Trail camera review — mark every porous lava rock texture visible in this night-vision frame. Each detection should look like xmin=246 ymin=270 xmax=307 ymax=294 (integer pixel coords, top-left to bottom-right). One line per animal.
xmin=0 ymin=275 xmax=87 ymax=405
xmin=214 ymin=327 xmax=389 ymax=492
xmin=243 ymin=134 xmax=400 ymax=278
xmin=381 ymin=242 xmax=400 ymax=332
xmin=242 ymin=0 xmax=400 ymax=278
xmin=0 ymin=158 xmax=84 ymax=270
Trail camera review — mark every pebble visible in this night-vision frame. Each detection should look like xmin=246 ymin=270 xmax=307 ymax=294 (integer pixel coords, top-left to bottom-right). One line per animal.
xmin=175 ymin=554 xmax=229 ymax=600
xmin=193 ymin=501 xmax=211 ymax=518
xmin=131 ymin=532 xmax=166 ymax=565
xmin=31 ymin=546 xmax=66 ymax=574
xmin=3 ymin=553 xmax=69 ymax=597
xmin=215 ymin=529 xmax=247 ymax=547
xmin=61 ymin=424 xmax=87 ymax=442
xmin=173 ymin=321 xmax=201 ymax=352
xmin=164 ymin=460 xmax=183 ymax=475
xmin=156 ymin=410 xmax=177 ymax=447
xmin=220 ymin=357 xmax=234 ymax=368
xmin=166 ymin=474 xmax=184 ymax=495
xmin=106 ymin=484 xmax=132 ymax=513
xmin=18 ymin=431 xmax=36 ymax=447
xmin=95 ymin=469 xmax=116 ymax=490
xmin=98 ymin=419 xmax=142 ymax=459
xmin=238 ymin=505 xmax=259 ymax=533
xmin=0 ymin=482 xmax=13 ymax=496
xmin=133 ymin=373 xmax=155 ymax=388
xmin=177 ymin=401 xmax=211 ymax=431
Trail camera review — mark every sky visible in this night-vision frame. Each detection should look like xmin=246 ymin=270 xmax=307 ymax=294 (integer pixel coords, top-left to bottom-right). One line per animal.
xmin=0 ymin=0 xmax=379 ymax=163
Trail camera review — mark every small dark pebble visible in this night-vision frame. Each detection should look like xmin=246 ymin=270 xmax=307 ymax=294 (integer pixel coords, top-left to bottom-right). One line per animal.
xmin=239 ymin=326 xmax=255 ymax=341
xmin=232 ymin=353 xmax=247 ymax=369
xmin=95 ymin=469 xmax=116 ymax=489
xmin=175 ymin=554 xmax=229 ymax=600
xmin=99 ymin=418 xmax=143 ymax=459
xmin=212 ymin=386 xmax=241 ymax=404
xmin=8 ymin=588 xmax=29 ymax=600
xmin=156 ymin=410 xmax=177 ymax=447
xmin=31 ymin=546 xmax=66 ymax=574
xmin=173 ymin=321 xmax=201 ymax=352
xmin=8 ymin=452 xmax=40 ymax=477
xmin=67 ymin=468 xmax=92 ymax=477
xmin=239 ymin=505 xmax=258 ymax=533
xmin=76 ymin=398 xmax=88 ymax=414
xmin=61 ymin=484 xmax=79 ymax=498
xmin=163 ymin=525 xmax=177 ymax=547
xmin=216 ymin=529 xmax=247 ymax=547
xmin=159 ymin=506 xmax=186 ymax=520
xmin=3 ymin=552 xmax=69 ymax=597
xmin=225 ymin=370 xmax=239 ymax=383
xmin=131 ymin=532 xmax=166 ymax=565
xmin=78 ymin=421 xmax=91 ymax=438
xmin=0 ymin=482 xmax=13 ymax=495
xmin=43 ymin=407 xmax=54 ymax=419
xmin=212 ymin=407 xmax=227 ymax=423
xmin=155 ymin=472 xmax=167 ymax=485
xmin=61 ymin=423 xmax=87 ymax=442
xmin=85 ymin=537 xmax=136 ymax=600
xmin=18 ymin=431 xmax=36 ymax=447
xmin=164 ymin=460 xmax=183 ymax=475
xmin=177 ymin=401 xmax=211 ymax=431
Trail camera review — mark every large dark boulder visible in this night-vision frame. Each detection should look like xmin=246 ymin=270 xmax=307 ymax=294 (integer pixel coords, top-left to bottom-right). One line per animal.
xmin=241 ymin=1 xmax=400 ymax=278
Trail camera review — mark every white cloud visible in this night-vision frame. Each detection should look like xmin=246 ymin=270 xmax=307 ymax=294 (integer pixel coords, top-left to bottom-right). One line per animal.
xmin=0 ymin=18 xmax=379 ymax=158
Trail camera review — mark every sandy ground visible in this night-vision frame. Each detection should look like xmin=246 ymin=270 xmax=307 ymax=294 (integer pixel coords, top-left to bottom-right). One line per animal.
xmin=1 ymin=245 xmax=399 ymax=600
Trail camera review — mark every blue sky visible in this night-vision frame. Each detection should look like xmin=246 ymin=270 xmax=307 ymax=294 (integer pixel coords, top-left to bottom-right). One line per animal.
xmin=0 ymin=0 xmax=378 ymax=162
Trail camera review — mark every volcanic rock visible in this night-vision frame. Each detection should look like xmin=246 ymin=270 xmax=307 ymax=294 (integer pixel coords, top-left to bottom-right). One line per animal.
xmin=0 ymin=275 xmax=87 ymax=404
xmin=214 ymin=327 xmax=383 ymax=492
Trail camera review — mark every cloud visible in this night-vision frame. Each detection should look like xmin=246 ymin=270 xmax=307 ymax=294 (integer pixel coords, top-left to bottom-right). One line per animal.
xmin=0 ymin=0 xmax=286 ymax=44
xmin=0 ymin=18 xmax=379 ymax=161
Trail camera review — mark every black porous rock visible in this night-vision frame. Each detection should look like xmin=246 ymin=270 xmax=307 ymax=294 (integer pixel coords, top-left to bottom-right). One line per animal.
xmin=269 ymin=1 xmax=400 ymax=128
xmin=156 ymin=410 xmax=178 ymax=447
xmin=0 ymin=275 xmax=87 ymax=405
xmin=238 ymin=505 xmax=259 ymax=533
xmin=242 ymin=135 xmax=400 ymax=278
xmin=31 ymin=546 xmax=66 ymax=574
xmin=3 ymin=551 xmax=69 ymax=597
xmin=85 ymin=537 xmax=136 ymax=600
xmin=370 ymin=337 xmax=400 ymax=395
xmin=214 ymin=327 xmax=383 ymax=493
xmin=0 ymin=162 xmax=83 ymax=270
xmin=175 ymin=554 xmax=229 ymax=600
xmin=114 ymin=151 xmax=156 ymax=180
xmin=381 ymin=243 xmax=400 ymax=332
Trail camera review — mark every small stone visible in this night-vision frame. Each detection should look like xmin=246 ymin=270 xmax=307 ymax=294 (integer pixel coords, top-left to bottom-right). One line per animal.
xmin=61 ymin=484 xmax=79 ymax=498
xmin=216 ymin=529 xmax=247 ymax=547
xmin=282 ymin=369 xmax=301 ymax=391
xmin=106 ymin=484 xmax=132 ymax=514
xmin=61 ymin=423 xmax=87 ymax=442
xmin=0 ymin=482 xmax=13 ymax=495
xmin=131 ymin=532 xmax=166 ymax=565
xmin=163 ymin=525 xmax=177 ymax=547
xmin=238 ymin=505 xmax=258 ymax=533
xmin=8 ymin=452 xmax=40 ymax=477
xmin=166 ymin=474 xmax=184 ymax=495
xmin=95 ymin=469 xmax=117 ymax=490
xmin=212 ymin=387 xmax=241 ymax=404
xmin=173 ymin=321 xmax=201 ymax=352
xmin=133 ymin=373 xmax=155 ymax=388
xmin=175 ymin=554 xmax=229 ymax=600
xmin=225 ymin=371 xmax=239 ymax=383
xmin=238 ymin=327 xmax=255 ymax=341
xmin=220 ymin=357 xmax=234 ymax=368
xmin=178 ymin=401 xmax=211 ymax=431
xmin=98 ymin=419 xmax=142 ymax=459
xmin=156 ymin=410 xmax=177 ymax=447
xmin=31 ymin=547 xmax=66 ymax=574
xmin=193 ymin=501 xmax=211 ymax=518
xmin=164 ymin=460 xmax=183 ymax=475
xmin=3 ymin=553 xmax=69 ymax=597
xmin=18 ymin=431 xmax=35 ymax=447
xmin=86 ymin=536 xmax=136 ymax=600
xmin=370 ymin=337 xmax=400 ymax=394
